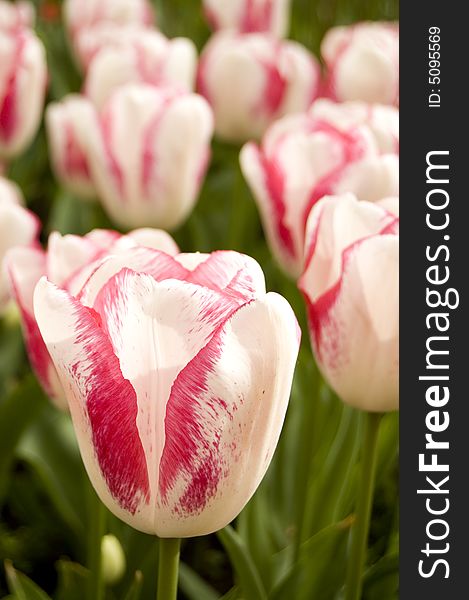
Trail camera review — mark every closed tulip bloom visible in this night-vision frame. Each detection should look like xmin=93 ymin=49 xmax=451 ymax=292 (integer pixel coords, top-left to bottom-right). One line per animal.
xmin=309 ymin=99 xmax=399 ymax=154
xmin=85 ymin=85 xmax=213 ymax=230
xmin=322 ymin=22 xmax=399 ymax=105
xmin=0 ymin=176 xmax=39 ymax=311
xmin=197 ymin=32 xmax=320 ymax=142
xmin=7 ymin=228 xmax=178 ymax=409
xmin=46 ymin=95 xmax=98 ymax=199
xmin=0 ymin=27 xmax=47 ymax=160
xmin=203 ymin=0 xmax=291 ymax=38
xmin=0 ymin=1 xmax=34 ymax=32
xmin=84 ymin=28 xmax=197 ymax=109
xmin=63 ymin=0 xmax=154 ymax=67
xmin=34 ymin=249 xmax=300 ymax=536
xmin=299 ymin=194 xmax=399 ymax=412
xmin=240 ymin=108 xmax=398 ymax=278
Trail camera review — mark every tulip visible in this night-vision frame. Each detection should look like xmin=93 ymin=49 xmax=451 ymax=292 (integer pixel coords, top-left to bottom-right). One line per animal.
xmin=0 ymin=27 xmax=47 ymax=160
xmin=309 ymin=99 xmax=399 ymax=154
xmin=0 ymin=176 xmax=39 ymax=311
xmin=197 ymin=32 xmax=320 ymax=142
xmin=84 ymin=84 xmax=213 ymax=230
xmin=46 ymin=95 xmax=98 ymax=199
xmin=203 ymin=0 xmax=291 ymax=38
xmin=0 ymin=0 xmax=34 ymax=31
xmin=321 ymin=21 xmax=399 ymax=105
xmin=63 ymin=0 xmax=154 ymax=68
xmin=84 ymin=28 xmax=197 ymax=109
xmin=6 ymin=228 xmax=178 ymax=408
xmin=33 ymin=248 xmax=300 ymax=536
xmin=298 ymin=193 xmax=399 ymax=412
xmin=240 ymin=107 xmax=398 ymax=278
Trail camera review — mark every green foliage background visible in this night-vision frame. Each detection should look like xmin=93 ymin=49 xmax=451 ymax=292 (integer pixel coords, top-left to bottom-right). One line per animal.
xmin=0 ymin=1 xmax=399 ymax=598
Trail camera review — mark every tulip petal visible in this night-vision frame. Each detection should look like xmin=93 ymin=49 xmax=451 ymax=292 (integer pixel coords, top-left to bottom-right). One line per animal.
xmin=305 ymin=235 xmax=398 ymax=412
xmin=34 ymin=277 xmax=152 ymax=528
xmin=157 ymin=292 xmax=300 ymax=537
xmin=6 ymin=247 xmax=65 ymax=406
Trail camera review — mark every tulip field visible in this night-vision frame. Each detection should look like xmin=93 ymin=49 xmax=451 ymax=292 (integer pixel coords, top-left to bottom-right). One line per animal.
xmin=0 ymin=1 xmax=399 ymax=599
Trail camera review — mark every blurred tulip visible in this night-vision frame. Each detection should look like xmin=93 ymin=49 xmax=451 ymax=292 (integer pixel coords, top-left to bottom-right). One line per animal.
xmin=101 ymin=535 xmax=126 ymax=585
xmin=84 ymin=28 xmax=197 ymax=109
xmin=321 ymin=21 xmax=399 ymax=105
xmin=240 ymin=106 xmax=398 ymax=277
xmin=197 ymin=32 xmax=320 ymax=142
xmin=34 ymin=249 xmax=300 ymax=536
xmin=299 ymin=193 xmax=399 ymax=412
xmin=6 ymin=228 xmax=178 ymax=409
xmin=84 ymin=85 xmax=213 ymax=230
xmin=309 ymin=98 xmax=399 ymax=154
xmin=63 ymin=0 xmax=154 ymax=67
xmin=203 ymin=0 xmax=291 ymax=38
xmin=0 ymin=176 xmax=39 ymax=311
xmin=46 ymin=95 xmax=98 ymax=199
xmin=0 ymin=0 xmax=34 ymax=31
xmin=0 ymin=27 xmax=47 ymax=160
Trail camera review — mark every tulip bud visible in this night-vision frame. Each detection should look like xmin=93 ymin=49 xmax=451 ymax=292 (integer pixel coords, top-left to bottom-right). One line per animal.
xmin=34 ymin=249 xmax=300 ymax=536
xmin=63 ymin=0 xmax=154 ymax=68
xmin=83 ymin=28 xmax=197 ymax=109
xmin=84 ymin=85 xmax=213 ymax=230
xmin=240 ymin=105 xmax=398 ymax=278
xmin=0 ymin=176 xmax=39 ymax=312
xmin=0 ymin=1 xmax=34 ymax=32
xmin=322 ymin=21 xmax=399 ymax=105
xmin=101 ymin=535 xmax=126 ymax=585
xmin=299 ymin=193 xmax=399 ymax=412
xmin=0 ymin=27 xmax=47 ymax=160
xmin=309 ymin=99 xmax=399 ymax=154
xmin=198 ymin=32 xmax=320 ymax=142
xmin=203 ymin=0 xmax=291 ymax=38
xmin=6 ymin=228 xmax=178 ymax=409
xmin=46 ymin=95 xmax=98 ymax=199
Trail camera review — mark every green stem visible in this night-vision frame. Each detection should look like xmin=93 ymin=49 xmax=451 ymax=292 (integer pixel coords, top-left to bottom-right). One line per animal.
xmin=345 ymin=412 xmax=382 ymax=600
xmin=86 ymin=487 xmax=106 ymax=600
xmin=157 ymin=538 xmax=181 ymax=600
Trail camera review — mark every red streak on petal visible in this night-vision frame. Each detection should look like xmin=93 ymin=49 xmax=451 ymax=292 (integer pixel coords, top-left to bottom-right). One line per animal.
xmin=0 ymin=34 xmax=25 ymax=143
xmin=63 ymin=123 xmax=91 ymax=179
xmin=101 ymin=107 xmax=124 ymax=198
xmin=258 ymin=52 xmax=287 ymax=116
xmin=69 ymin=300 xmax=150 ymax=513
xmin=241 ymin=0 xmax=273 ymax=33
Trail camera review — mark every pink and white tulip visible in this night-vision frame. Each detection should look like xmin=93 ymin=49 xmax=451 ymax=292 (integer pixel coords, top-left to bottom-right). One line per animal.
xmin=0 ymin=176 xmax=39 ymax=311
xmin=33 ymin=248 xmax=300 ymax=536
xmin=197 ymin=32 xmax=320 ymax=142
xmin=321 ymin=21 xmax=399 ymax=105
xmin=46 ymin=95 xmax=98 ymax=199
xmin=203 ymin=0 xmax=291 ymax=38
xmin=0 ymin=27 xmax=47 ymax=160
xmin=63 ymin=0 xmax=154 ymax=68
xmin=309 ymin=99 xmax=399 ymax=154
xmin=299 ymin=194 xmax=399 ymax=412
xmin=240 ymin=107 xmax=399 ymax=277
xmin=84 ymin=85 xmax=213 ymax=230
xmin=83 ymin=28 xmax=197 ymax=109
xmin=0 ymin=1 xmax=34 ymax=32
xmin=6 ymin=228 xmax=178 ymax=409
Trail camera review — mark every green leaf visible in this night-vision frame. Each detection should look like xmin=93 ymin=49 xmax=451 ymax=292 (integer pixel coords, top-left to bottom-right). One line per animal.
xmin=122 ymin=571 xmax=144 ymax=600
xmin=179 ymin=562 xmax=220 ymax=600
xmin=270 ymin=517 xmax=353 ymax=600
xmin=219 ymin=587 xmax=241 ymax=600
xmin=4 ymin=560 xmax=52 ymax=600
xmin=55 ymin=560 xmax=89 ymax=600
xmin=363 ymin=554 xmax=399 ymax=600
xmin=0 ymin=376 xmax=47 ymax=502
xmin=217 ymin=525 xmax=267 ymax=600
xmin=16 ymin=408 xmax=87 ymax=538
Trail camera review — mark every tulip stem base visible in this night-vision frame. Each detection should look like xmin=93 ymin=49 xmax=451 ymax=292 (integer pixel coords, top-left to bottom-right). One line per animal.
xmin=157 ymin=537 xmax=181 ymax=600
xmin=345 ymin=411 xmax=382 ymax=600
xmin=87 ymin=486 xmax=106 ymax=600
